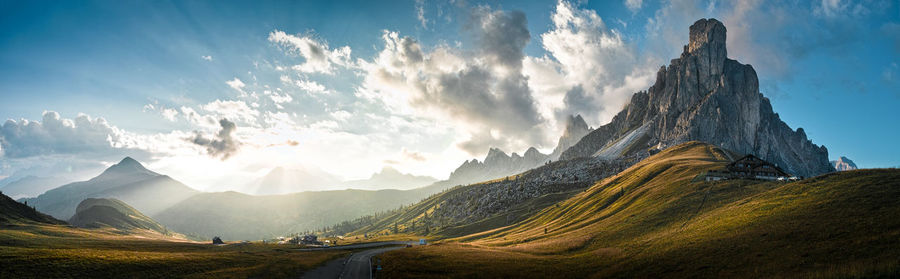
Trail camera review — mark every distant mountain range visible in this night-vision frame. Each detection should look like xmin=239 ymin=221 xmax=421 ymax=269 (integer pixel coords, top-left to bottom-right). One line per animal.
xmin=448 ymin=114 xmax=592 ymax=185
xmin=342 ymin=166 xmax=438 ymax=190
xmin=69 ymin=198 xmax=170 ymax=235
xmin=246 ymin=166 xmax=343 ymax=195
xmin=23 ymin=157 xmax=199 ymax=220
xmin=831 ymin=156 xmax=858 ymax=171
xmin=0 ymin=175 xmax=73 ymax=200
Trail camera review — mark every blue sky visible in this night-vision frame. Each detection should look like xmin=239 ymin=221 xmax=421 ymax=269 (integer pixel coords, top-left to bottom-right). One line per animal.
xmin=0 ymin=0 xmax=898 ymax=189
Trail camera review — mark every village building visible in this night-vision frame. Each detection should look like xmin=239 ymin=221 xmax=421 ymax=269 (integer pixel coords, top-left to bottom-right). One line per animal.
xmin=704 ymin=154 xmax=792 ymax=181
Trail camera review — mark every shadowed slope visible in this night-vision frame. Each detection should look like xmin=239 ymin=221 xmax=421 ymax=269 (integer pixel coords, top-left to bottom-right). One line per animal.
xmin=0 ymin=192 xmax=65 ymax=225
xmin=69 ymin=198 xmax=168 ymax=235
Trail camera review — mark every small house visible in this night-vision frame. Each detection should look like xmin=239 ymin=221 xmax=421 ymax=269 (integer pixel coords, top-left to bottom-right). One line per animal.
xmin=703 ymin=154 xmax=791 ymax=181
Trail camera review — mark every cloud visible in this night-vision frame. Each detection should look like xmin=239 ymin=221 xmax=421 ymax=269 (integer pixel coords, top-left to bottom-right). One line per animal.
xmin=143 ymin=103 xmax=180 ymax=121
xmin=268 ymin=30 xmax=352 ymax=74
xmin=0 ymin=111 xmax=138 ymax=159
xmin=416 ymin=0 xmax=428 ymax=28
xmin=401 ymin=148 xmax=427 ymax=161
xmin=201 ymin=55 xmax=213 ymax=61
xmin=528 ymin=0 xmax=655 ymax=125
xmin=200 ymin=99 xmax=259 ymax=124
xmin=226 ymin=77 xmax=246 ymax=93
xmin=357 ymin=5 xmax=547 ymax=155
xmin=190 ymin=118 xmax=240 ymax=160
xmin=625 ymin=0 xmax=643 ymax=13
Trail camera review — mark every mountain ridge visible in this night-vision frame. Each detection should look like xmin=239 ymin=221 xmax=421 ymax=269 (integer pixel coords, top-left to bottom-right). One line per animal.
xmin=24 ymin=157 xmax=199 ymax=220
xmin=558 ymin=18 xmax=832 ymax=178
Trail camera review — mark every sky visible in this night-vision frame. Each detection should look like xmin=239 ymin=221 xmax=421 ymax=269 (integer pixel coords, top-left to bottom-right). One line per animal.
xmin=0 ymin=0 xmax=898 ymax=191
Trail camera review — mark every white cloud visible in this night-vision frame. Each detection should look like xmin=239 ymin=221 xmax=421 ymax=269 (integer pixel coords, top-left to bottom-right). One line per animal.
xmin=416 ymin=0 xmax=428 ymax=28
xmin=0 ymin=111 xmax=146 ymax=159
xmin=201 ymin=55 xmax=213 ymax=61
xmin=533 ymin=0 xmax=655 ymax=125
xmin=268 ymin=30 xmax=352 ymax=74
xmin=200 ymin=99 xmax=260 ymax=124
xmin=625 ymin=0 xmax=643 ymax=13
xmin=357 ymin=5 xmax=549 ymax=155
xmin=226 ymin=77 xmax=246 ymax=94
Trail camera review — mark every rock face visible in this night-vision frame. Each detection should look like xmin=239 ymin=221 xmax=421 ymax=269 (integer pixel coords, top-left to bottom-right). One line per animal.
xmin=560 ymin=18 xmax=833 ymax=178
xmin=549 ymin=115 xmax=592 ymax=160
xmin=831 ymin=156 xmax=858 ymax=171
xmin=448 ymin=115 xmax=592 ymax=185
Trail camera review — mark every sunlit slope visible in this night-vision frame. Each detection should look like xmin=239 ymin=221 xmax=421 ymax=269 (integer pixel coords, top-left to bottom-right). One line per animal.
xmin=467 ymin=141 xmax=736 ymax=245
xmin=380 ymin=142 xmax=900 ymax=278
xmin=69 ymin=198 xmax=169 ymax=235
xmin=0 ymin=222 xmax=346 ymax=278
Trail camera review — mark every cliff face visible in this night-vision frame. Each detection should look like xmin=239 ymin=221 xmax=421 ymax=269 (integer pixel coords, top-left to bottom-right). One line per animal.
xmin=560 ymin=18 xmax=833 ymax=178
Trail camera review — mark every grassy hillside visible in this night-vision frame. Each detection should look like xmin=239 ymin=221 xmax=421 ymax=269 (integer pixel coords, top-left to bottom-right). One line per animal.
xmin=377 ymin=142 xmax=900 ymax=278
xmin=69 ymin=198 xmax=169 ymax=235
xmin=0 ymin=222 xmax=346 ymax=278
xmin=340 ymin=156 xmax=639 ymax=240
xmin=0 ymin=192 xmax=65 ymax=225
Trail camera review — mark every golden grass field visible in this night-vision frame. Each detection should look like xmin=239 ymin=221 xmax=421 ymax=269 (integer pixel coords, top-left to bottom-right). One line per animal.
xmin=376 ymin=142 xmax=900 ymax=278
xmin=0 ymin=223 xmax=347 ymax=278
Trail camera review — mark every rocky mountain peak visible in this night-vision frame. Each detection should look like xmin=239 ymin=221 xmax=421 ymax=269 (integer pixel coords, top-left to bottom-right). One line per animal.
xmin=550 ymin=114 xmax=593 ymax=160
xmin=559 ymin=18 xmax=833 ymax=178
xmin=831 ymin=156 xmax=858 ymax=171
xmin=97 ymin=157 xmax=158 ymax=179
xmin=485 ymin=148 xmax=509 ymax=162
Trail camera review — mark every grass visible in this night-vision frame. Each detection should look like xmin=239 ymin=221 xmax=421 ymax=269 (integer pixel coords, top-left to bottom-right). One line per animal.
xmin=0 ymin=223 xmax=348 ymax=278
xmin=376 ymin=142 xmax=900 ymax=278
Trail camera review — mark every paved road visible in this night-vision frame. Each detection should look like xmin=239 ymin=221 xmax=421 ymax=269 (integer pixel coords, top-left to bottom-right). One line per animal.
xmin=301 ymin=241 xmax=415 ymax=279
xmin=296 ymin=241 xmax=414 ymax=252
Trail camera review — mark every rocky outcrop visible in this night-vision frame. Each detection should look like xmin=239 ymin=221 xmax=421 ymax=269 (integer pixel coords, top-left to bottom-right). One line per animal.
xmin=831 ymin=156 xmax=858 ymax=171
xmin=560 ymin=18 xmax=833 ymax=178
xmin=549 ymin=115 xmax=592 ymax=160
xmin=448 ymin=115 xmax=592 ymax=185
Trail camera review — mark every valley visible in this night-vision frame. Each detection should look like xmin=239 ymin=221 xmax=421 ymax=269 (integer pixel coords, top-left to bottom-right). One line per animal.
xmin=1 ymin=1 xmax=898 ymax=277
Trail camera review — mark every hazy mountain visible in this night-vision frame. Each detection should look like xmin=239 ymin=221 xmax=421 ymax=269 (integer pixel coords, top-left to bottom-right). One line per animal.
xmin=69 ymin=198 xmax=169 ymax=235
xmin=560 ymin=19 xmax=832 ymax=178
xmin=0 ymin=175 xmax=73 ymax=200
xmin=0 ymin=191 xmax=65 ymax=225
xmin=247 ymin=166 xmax=342 ymax=195
xmin=831 ymin=156 xmax=858 ymax=171
xmin=154 ymin=182 xmax=452 ymax=240
xmin=342 ymin=166 xmax=438 ymax=190
xmin=448 ymin=114 xmax=592 ymax=185
xmin=23 ymin=157 xmax=199 ymax=220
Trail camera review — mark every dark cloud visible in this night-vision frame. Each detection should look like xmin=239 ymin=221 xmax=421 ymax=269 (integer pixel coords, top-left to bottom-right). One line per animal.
xmin=469 ymin=7 xmax=530 ymax=69
xmin=190 ymin=118 xmax=240 ymax=160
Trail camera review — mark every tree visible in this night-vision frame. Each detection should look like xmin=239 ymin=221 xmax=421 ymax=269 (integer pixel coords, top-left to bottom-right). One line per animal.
xmin=212 ymin=236 xmax=224 ymax=244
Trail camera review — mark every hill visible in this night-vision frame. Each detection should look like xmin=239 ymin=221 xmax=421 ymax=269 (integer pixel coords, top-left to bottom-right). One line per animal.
xmin=23 ymin=157 xmax=199 ymax=220
xmin=69 ymin=198 xmax=169 ymax=235
xmin=154 ymin=181 xmax=456 ymax=240
xmin=0 ymin=191 xmax=65 ymax=225
xmin=376 ymin=142 xmax=900 ymax=278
